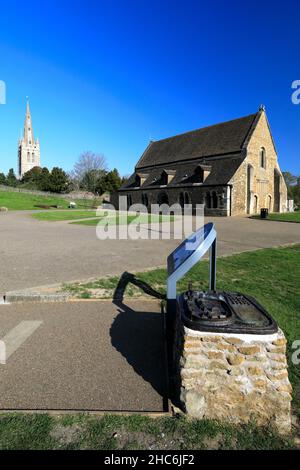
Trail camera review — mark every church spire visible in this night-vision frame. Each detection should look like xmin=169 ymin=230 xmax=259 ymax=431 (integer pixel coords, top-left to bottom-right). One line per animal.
xmin=18 ymin=98 xmax=41 ymax=178
xmin=23 ymin=98 xmax=34 ymax=145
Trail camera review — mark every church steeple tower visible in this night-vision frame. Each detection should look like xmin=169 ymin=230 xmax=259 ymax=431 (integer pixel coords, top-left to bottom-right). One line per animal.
xmin=18 ymin=99 xmax=41 ymax=178
xmin=24 ymin=99 xmax=34 ymax=145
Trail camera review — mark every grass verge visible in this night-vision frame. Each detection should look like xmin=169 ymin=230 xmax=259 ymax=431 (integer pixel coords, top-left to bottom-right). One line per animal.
xmin=71 ymin=214 xmax=175 ymax=226
xmin=31 ymin=210 xmax=102 ymax=221
xmin=252 ymin=212 xmax=300 ymax=223
xmin=0 ymin=413 xmax=296 ymax=450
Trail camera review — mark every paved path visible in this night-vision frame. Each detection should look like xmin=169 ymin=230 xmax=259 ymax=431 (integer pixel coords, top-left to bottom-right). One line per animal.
xmin=0 ymin=299 xmax=167 ymax=411
xmin=0 ymin=211 xmax=299 ymax=293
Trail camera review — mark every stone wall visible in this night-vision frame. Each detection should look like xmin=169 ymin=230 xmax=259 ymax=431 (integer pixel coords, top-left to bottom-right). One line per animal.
xmin=112 ymin=185 xmax=230 ymax=216
xmin=230 ymin=111 xmax=288 ymax=216
xmin=175 ymin=325 xmax=292 ymax=434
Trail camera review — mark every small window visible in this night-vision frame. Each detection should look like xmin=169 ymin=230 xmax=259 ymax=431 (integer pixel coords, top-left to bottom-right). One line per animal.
xmin=212 ymin=191 xmax=218 ymax=209
xmin=260 ymin=147 xmax=266 ymax=169
xmin=127 ymin=194 xmax=132 ymax=208
xmin=184 ymin=192 xmax=190 ymax=204
xmin=205 ymin=192 xmax=211 ymax=209
xmin=141 ymin=193 xmax=148 ymax=207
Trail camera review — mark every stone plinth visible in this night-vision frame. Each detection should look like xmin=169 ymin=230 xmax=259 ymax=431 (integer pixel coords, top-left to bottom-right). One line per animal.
xmin=176 ymin=326 xmax=292 ymax=434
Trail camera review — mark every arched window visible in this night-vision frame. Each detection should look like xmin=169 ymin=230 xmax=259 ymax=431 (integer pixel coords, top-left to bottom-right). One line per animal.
xmin=157 ymin=192 xmax=169 ymax=205
xmin=179 ymin=192 xmax=184 ymax=208
xmin=184 ymin=192 xmax=190 ymax=204
xmin=127 ymin=194 xmax=132 ymax=209
xmin=260 ymin=147 xmax=266 ymax=169
xmin=247 ymin=164 xmax=254 ymax=214
xmin=254 ymin=195 xmax=258 ymax=213
xmin=27 ymin=151 xmax=30 ymax=162
xmin=267 ymin=195 xmax=272 ymax=211
xmin=142 ymin=193 xmax=148 ymax=208
xmin=32 ymin=152 xmax=35 ymax=162
xmin=212 ymin=191 xmax=218 ymax=209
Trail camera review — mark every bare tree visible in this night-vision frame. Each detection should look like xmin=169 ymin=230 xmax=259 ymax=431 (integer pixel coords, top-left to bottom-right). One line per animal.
xmin=71 ymin=151 xmax=108 ymax=193
xmin=73 ymin=151 xmax=107 ymax=181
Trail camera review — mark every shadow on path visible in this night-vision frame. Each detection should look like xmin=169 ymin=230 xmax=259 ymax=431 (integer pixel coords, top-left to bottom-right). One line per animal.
xmin=110 ymin=272 xmax=169 ymax=411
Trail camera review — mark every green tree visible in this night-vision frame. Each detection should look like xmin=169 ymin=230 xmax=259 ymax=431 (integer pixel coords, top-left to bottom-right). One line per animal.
xmin=289 ymin=185 xmax=300 ymax=210
xmin=21 ymin=166 xmax=52 ymax=191
xmin=0 ymin=172 xmax=6 ymax=185
xmin=282 ymin=171 xmax=300 ymax=210
xmin=38 ymin=167 xmax=51 ymax=191
xmin=6 ymin=168 xmax=18 ymax=187
xmin=97 ymin=168 xmax=122 ymax=194
xmin=22 ymin=166 xmax=43 ymax=185
xmin=282 ymin=171 xmax=297 ymax=187
xmin=48 ymin=167 xmax=70 ymax=193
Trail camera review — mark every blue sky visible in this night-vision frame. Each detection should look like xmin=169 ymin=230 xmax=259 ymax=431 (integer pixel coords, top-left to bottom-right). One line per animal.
xmin=0 ymin=0 xmax=299 ymax=176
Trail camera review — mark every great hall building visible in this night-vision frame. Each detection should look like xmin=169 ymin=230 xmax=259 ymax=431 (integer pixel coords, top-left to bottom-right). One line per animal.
xmin=115 ymin=106 xmax=287 ymax=216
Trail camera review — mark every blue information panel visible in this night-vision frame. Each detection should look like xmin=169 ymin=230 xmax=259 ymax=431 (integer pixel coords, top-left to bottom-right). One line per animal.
xmin=167 ymin=223 xmax=214 ymax=275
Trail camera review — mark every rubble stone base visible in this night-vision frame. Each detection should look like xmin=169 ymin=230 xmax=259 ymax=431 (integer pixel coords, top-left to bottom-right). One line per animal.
xmin=177 ymin=326 xmax=292 ymax=434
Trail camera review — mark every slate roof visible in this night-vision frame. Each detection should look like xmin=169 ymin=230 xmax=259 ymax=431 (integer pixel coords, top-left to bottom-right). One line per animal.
xmin=120 ymin=111 xmax=261 ymax=190
xmin=135 ymin=112 xmax=258 ymax=169
xmin=121 ymin=154 xmax=244 ymax=189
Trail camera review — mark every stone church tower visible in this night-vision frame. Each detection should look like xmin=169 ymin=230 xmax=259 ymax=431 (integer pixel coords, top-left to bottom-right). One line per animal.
xmin=18 ymin=100 xmax=40 ymax=178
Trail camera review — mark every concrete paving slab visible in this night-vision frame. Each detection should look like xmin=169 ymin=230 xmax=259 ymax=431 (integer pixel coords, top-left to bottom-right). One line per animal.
xmin=0 ymin=300 xmax=167 ymax=412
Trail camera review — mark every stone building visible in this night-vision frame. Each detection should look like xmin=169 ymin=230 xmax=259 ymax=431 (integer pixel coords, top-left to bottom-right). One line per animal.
xmin=116 ymin=106 xmax=287 ymax=216
xmin=18 ymin=100 xmax=40 ymax=178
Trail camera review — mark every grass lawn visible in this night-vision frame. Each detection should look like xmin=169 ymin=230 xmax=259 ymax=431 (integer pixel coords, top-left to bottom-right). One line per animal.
xmin=0 ymin=190 xmax=71 ymax=210
xmin=0 ymin=412 xmax=295 ymax=450
xmin=0 ymin=190 xmax=101 ymax=211
xmin=31 ymin=210 xmax=102 ymax=221
xmin=71 ymin=213 xmax=175 ymax=226
xmin=252 ymin=212 xmax=300 ymax=223
xmin=64 ymin=245 xmax=300 ymax=424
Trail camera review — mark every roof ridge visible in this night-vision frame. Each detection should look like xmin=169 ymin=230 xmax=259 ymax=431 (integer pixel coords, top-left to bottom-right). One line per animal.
xmin=151 ymin=112 xmax=259 ymax=144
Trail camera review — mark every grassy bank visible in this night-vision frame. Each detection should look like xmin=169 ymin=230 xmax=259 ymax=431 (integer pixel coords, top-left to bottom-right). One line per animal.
xmin=0 ymin=413 xmax=295 ymax=450
xmin=0 ymin=191 xmax=70 ymax=210
xmin=0 ymin=190 xmax=100 ymax=211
